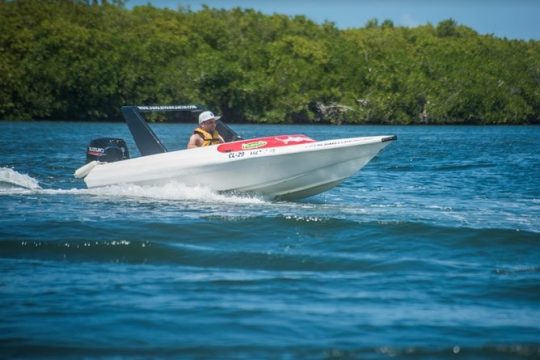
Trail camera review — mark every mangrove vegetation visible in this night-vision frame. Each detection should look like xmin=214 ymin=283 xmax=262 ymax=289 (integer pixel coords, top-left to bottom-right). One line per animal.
xmin=1 ymin=0 xmax=539 ymax=124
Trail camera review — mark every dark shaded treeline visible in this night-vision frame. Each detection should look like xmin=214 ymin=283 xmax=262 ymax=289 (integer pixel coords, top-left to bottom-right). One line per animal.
xmin=1 ymin=0 xmax=539 ymax=124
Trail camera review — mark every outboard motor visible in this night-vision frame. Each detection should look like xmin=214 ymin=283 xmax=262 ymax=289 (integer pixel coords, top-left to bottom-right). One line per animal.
xmin=86 ymin=138 xmax=130 ymax=163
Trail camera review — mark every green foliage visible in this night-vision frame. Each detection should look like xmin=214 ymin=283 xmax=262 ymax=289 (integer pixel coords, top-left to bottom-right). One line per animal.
xmin=0 ymin=0 xmax=538 ymax=124
xmin=436 ymin=18 xmax=459 ymax=37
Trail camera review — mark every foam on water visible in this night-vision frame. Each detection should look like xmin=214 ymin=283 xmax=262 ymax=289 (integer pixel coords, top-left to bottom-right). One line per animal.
xmin=0 ymin=167 xmax=265 ymax=206
xmin=84 ymin=181 xmax=267 ymax=205
xmin=1 ymin=166 xmax=539 ymax=232
xmin=0 ymin=167 xmax=41 ymax=192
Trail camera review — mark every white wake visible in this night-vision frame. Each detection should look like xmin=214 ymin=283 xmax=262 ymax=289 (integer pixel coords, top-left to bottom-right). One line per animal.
xmin=0 ymin=167 xmax=41 ymax=193
xmin=0 ymin=167 xmax=265 ymax=205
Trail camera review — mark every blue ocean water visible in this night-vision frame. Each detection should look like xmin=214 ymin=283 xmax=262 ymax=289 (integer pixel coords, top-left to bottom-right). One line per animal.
xmin=1 ymin=122 xmax=539 ymax=359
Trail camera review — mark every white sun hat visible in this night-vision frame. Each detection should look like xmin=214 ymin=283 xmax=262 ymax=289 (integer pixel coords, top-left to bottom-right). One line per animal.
xmin=198 ymin=111 xmax=221 ymax=124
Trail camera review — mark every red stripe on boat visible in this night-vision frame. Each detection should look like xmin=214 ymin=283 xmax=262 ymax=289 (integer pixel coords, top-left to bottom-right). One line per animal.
xmin=217 ymin=134 xmax=315 ymax=153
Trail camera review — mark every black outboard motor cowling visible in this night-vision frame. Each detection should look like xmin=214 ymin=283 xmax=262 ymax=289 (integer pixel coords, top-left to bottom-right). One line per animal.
xmin=86 ymin=138 xmax=130 ymax=163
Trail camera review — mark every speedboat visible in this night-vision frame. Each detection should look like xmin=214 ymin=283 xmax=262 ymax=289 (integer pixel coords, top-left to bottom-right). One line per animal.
xmin=75 ymin=105 xmax=396 ymax=200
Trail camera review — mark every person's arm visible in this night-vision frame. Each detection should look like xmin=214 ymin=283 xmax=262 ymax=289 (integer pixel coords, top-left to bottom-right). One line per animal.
xmin=187 ymin=134 xmax=203 ymax=149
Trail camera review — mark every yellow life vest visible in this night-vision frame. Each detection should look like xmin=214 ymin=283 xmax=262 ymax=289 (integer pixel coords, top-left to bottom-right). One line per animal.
xmin=194 ymin=128 xmax=221 ymax=146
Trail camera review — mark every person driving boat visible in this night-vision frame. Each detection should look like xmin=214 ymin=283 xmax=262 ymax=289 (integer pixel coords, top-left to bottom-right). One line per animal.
xmin=187 ymin=111 xmax=225 ymax=149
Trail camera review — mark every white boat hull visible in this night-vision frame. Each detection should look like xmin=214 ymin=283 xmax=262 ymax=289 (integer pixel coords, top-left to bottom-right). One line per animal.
xmin=81 ymin=135 xmax=395 ymax=200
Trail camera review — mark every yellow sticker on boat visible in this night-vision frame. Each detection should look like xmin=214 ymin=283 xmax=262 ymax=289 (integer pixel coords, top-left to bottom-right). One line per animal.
xmin=242 ymin=141 xmax=267 ymax=150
